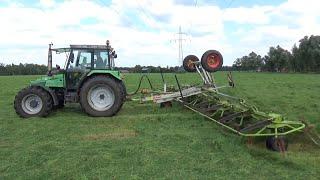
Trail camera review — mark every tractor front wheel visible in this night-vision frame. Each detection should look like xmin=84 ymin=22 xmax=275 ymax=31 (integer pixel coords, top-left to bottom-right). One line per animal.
xmin=14 ymin=86 xmax=53 ymax=118
xmin=80 ymin=76 xmax=123 ymax=117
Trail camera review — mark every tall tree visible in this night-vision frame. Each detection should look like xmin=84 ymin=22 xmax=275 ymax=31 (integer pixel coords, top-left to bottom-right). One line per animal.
xmin=232 ymin=52 xmax=263 ymax=71
xmin=264 ymin=45 xmax=291 ymax=72
xmin=292 ymin=35 xmax=320 ymax=72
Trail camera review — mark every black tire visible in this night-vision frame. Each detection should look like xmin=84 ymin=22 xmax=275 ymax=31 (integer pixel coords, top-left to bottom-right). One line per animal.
xmin=116 ymin=80 xmax=127 ymax=113
xmin=183 ymin=55 xmax=199 ymax=72
xmin=119 ymin=81 xmax=127 ymax=103
xmin=266 ymin=136 xmax=288 ymax=152
xmin=160 ymin=101 xmax=172 ymax=108
xmin=54 ymin=91 xmax=64 ymax=109
xmin=14 ymin=86 xmax=53 ymax=118
xmin=55 ymin=99 xmax=65 ymax=109
xmin=80 ymin=76 xmax=123 ymax=117
xmin=201 ymin=50 xmax=223 ymax=72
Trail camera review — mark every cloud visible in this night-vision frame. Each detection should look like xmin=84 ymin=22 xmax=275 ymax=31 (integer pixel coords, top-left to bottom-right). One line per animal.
xmin=223 ymin=5 xmax=273 ymax=24
xmin=39 ymin=0 xmax=55 ymax=8
xmin=0 ymin=0 xmax=320 ymax=67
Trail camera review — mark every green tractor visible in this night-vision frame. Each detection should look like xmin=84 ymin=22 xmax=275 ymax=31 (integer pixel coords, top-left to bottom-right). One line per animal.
xmin=14 ymin=40 xmax=126 ymax=118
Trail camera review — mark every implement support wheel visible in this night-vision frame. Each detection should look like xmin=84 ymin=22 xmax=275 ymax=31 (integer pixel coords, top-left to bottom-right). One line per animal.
xmin=160 ymin=101 xmax=172 ymax=108
xmin=266 ymin=136 xmax=288 ymax=152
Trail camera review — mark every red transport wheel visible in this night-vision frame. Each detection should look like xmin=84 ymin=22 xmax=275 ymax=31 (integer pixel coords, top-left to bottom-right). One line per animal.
xmin=183 ymin=55 xmax=199 ymax=72
xmin=201 ymin=50 xmax=223 ymax=72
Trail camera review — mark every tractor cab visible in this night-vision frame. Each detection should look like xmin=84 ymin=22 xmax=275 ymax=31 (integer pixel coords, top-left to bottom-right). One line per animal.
xmin=52 ymin=40 xmax=117 ymax=71
xmin=51 ymin=41 xmax=118 ymax=90
xmin=65 ymin=44 xmax=117 ymax=71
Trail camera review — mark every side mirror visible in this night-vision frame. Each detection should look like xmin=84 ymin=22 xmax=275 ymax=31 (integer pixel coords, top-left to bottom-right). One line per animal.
xmin=112 ymin=51 xmax=117 ymax=58
xmin=69 ymin=52 xmax=74 ymax=63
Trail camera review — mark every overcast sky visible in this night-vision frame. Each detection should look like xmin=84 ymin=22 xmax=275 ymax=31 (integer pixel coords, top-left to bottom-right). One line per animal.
xmin=0 ymin=0 xmax=319 ymax=67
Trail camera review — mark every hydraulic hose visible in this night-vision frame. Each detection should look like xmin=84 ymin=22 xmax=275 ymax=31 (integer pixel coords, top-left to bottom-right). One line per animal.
xmin=128 ymin=74 xmax=154 ymax=96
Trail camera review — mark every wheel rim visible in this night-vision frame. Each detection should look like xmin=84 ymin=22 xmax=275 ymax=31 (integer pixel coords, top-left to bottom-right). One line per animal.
xmin=87 ymin=84 xmax=115 ymax=111
xmin=206 ymin=53 xmax=221 ymax=69
xmin=187 ymin=59 xmax=196 ymax=70
xmin=21 ymin=94 xmax=43 ymax=115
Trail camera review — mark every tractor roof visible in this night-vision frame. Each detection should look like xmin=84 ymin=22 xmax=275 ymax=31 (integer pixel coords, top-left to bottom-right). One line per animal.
xmin=70 ymin=45 xmax=109 ymax=50
xmin=52 ymin=45 xmax=111 ymax=53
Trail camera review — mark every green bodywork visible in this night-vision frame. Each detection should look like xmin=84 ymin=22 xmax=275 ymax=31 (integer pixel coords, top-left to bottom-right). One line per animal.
xmin=31 ymin=74 xmax=65 ymax=88
xmin=87 ymin=70 xmax=122 ymax=80
xmin=30 ymin=70 xmax=122 ymax=88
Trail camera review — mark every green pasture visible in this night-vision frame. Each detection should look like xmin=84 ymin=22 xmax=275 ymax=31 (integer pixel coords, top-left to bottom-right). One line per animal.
xmin=0 ymin=72 xmax=319 ymax=179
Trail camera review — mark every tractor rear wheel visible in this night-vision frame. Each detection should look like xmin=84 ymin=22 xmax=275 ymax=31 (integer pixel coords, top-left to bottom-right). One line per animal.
xmin=14 ymin=86 xmax=53 ymax=118
xmin=183 ymin=55 xmax=199 ymax=72
xmin=80 ymin=76 xmax=123 ymax=117
xmin=119 ymin=81 xmax=127 ymax=103
xmin=117 ymin=81 xmax=127 ymax=113
xmin=201 ymin=50 xmax=223 ymax=72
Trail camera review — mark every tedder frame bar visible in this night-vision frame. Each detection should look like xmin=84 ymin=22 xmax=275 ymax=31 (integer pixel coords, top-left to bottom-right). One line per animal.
xmin=176 ymin=90 xmax=306 ymax=138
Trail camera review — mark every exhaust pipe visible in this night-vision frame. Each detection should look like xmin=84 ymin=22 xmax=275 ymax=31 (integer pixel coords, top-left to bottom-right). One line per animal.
xmin=47 ymin=43 xmax=53 ymax=76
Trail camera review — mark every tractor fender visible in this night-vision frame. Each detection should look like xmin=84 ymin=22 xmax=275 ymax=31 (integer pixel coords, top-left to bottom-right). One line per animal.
xmin=30 ymin=85 xmax=59 ymax=106
xmin=87 ymin=70 xmax=121 ymax=80
xmin=78 ymin=72 xmax=122 ymax=91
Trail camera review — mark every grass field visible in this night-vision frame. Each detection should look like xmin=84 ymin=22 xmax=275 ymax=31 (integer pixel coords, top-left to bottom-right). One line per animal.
xmin=0 ymin=72 xmax=320 ymax=179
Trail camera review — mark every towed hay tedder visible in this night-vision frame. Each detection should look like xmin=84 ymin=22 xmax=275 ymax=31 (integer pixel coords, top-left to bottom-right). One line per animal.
xmin=129 ymin=50 xmax=319 ymax=152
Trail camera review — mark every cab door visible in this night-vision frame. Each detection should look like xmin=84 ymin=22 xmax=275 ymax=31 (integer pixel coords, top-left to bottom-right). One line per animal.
xmin=66 ymin=49 xmax=92 ymax=90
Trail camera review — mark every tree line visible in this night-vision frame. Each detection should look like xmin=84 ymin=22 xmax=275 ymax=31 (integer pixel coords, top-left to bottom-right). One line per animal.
xmin=0 ymin=63 xmax=184 ymax=76
xmin=233 ymin=35 xmax=320 ymax=72
xmin=0 ymin=63 xmax=48 ymax=76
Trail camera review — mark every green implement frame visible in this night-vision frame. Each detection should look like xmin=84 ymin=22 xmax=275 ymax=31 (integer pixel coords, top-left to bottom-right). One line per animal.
xmin=177 ymin=88 xmax=305 ymax=138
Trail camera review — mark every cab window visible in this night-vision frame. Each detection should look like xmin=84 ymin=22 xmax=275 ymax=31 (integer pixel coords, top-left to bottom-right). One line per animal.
xmin=94 ymin=51 xmax=109 ymax=69
xmin=77 ymin=51 xmax=92 ymax=69
xmin=67 ymin=50 xmax=92 ymax=70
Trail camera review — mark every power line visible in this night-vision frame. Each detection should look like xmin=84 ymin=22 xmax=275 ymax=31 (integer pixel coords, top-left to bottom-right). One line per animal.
xmin=221 ymin=0 xmax=236 ymax=17
xmin=94 ymin=0 xmax=134 ymax=27
xmin=225 ymin=0 xmax=235 ymax=9
xmin=135 ymin=0 xmax=156 ymax=28
xmin=185 ymin=0 xmax=199 ymax=39
xmin=170 ymin=26 xmax=190 ymax=65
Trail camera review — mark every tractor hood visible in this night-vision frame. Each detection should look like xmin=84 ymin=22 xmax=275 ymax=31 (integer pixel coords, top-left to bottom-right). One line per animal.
xmin=30 ymin=74 xmax=64 ymax=88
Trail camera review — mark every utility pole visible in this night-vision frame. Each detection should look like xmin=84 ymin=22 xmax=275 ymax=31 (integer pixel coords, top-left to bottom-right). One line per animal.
xmin=171 ymin=26 xmax=189 ymax=66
